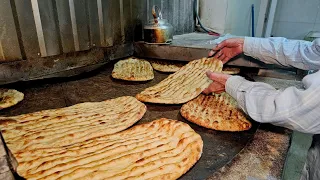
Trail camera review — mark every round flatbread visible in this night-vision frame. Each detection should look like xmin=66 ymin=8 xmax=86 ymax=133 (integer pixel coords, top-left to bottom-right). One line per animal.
xmin=150 ymin=60 xmax=185 ymax=72
xmin=0 ymin=96 xmax=146 ymax=154
xmin=136 ymin=57 xmax=223 ymax=104
xmin=222 ymin=67 xmax=240 ymax=75
xmin=112 ymin=57 xmax=154 ymax=81
xmin=180 ymin=93 xmax=251 ymax=131
xmin=0 ymin=89 xmax=24 ymax=109
xmin=13 ymin=118 xmax=203 ymax=180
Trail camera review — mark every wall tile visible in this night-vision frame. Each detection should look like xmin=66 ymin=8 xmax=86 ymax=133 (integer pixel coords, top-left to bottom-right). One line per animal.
xmin=272 ymin=21 xmax=314 ymax=39
xmin=315 ymin=10 xmax=320 ymax=23
xmin=313 ymin=23 xmax=320 ymax=31
xmin=274 ymin=0 xmax=320 ymax=23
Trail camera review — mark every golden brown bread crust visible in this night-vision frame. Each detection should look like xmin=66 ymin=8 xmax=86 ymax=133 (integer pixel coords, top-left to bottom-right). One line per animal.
xmin=0 ymin=89 xmax=24 ymax=109
xmin=150 ymin=60 xmax=185 ymax=72
xmin=222 ymin=67 xmax=240 ymax=75
xmin=112 ymin=57 xmax=154 ymax=81
xmin=136 ymin=58 xmax=223 ymax=104
xmin=180 ymin=93 xmax=251 ymax=131
xmin=14 ymin=118 xmax=203 ymax=180
xmin=0 ymin=96 xmax=146 ymax=154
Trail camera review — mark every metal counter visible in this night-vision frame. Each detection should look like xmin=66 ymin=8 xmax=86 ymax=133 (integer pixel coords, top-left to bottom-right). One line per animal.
xmin=0 ymin=61 xmax=291 ymax=179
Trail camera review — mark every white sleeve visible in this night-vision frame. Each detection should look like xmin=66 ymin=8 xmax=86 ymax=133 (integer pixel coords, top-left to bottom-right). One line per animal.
xmin=243 ymin=37 xmax=320 ymax=70
xmin=225 ymin=71 xmax=320 ymax=134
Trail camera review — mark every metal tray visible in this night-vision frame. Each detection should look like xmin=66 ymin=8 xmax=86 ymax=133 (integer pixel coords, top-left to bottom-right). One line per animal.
xmin=0 ymin=61 xmax=258 ymax=180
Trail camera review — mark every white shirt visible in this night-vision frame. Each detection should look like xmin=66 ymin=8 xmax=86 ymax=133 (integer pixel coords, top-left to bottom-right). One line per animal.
xmin=226 ymin=37 xmax=320 ymax=134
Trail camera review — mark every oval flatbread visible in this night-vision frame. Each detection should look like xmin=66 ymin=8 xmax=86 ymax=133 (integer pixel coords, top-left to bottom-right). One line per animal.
xmin=112 ymin=57 xmax=154 ymax=81
xmin=180 ymin=93 xmax=251 ymax=131
xmin=150 ymin=60 xmax=185 ymax=72
xmin=14 ymin=118 xmax=203 ymax=180
xmin=136 ymin=57 xmax=223 ymax=104
xmin=0 ymin=89 xmax=24 ymax=109
xmin=0 ymin=96 xmax=146 ymax=154
xmin=222 ymin=67 xmax=240 ymax=75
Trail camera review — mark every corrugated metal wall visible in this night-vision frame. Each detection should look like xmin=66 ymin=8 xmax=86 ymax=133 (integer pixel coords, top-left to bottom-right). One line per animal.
xmin=0 ymin=0 xmax=194 ymax=62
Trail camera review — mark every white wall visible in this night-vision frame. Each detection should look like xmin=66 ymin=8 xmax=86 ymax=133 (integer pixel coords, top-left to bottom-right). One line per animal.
xmin=199 ymin=0 xmax=228 ymax=34
xmin=272 ymin=0 xmax=320 ymax=40
xmin=224 ymin=0 xmax=261 ymax=36
xmin=199 ymin=0 xmax=261 ymax=36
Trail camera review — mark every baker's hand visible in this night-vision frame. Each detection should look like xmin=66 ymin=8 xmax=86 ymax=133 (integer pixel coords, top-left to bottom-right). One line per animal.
xmin=202 ymin=71 xmax=231 ymax=94
xmin=208 ymin=38 xmax=244 ymax=64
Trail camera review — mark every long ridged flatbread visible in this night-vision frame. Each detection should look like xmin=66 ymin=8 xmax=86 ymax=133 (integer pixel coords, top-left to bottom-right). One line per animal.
xmin=112 ymin=57 xmax=154 ymax=81
xmin=181 ymin=93 xmax=251 ymax=131
xmin=0 ymin=96 xmax=146 ymax=154
xmin=136 ymin=58 xmax=223 ymax=104
xmin=14 ymin=118 xmax=203 ymax=180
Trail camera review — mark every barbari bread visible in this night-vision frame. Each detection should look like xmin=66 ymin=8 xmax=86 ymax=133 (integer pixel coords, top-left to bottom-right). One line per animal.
xmin=180 ymin=93 xmax=251 ymax=131
xmin=0 ymin=96 xmax=146 ymax=154
xmin=136 ymin=58 xmax=223 ymax=104
xmin=112 ymin=57 xmax=154 ymax=81
xmin=150 ymin=60 xmax=185 ymax=72
xmin=14 ymin=118 xmax=203 ymax=180
xmin=0 ymin=89 xmax=24 ymax=109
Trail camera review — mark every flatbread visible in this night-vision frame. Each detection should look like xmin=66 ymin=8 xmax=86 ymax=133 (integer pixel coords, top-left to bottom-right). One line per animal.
xmin=222 ymin=67 xmax=240 ymax=75
xmin=14 ymin=118 xmax=203 ymax=180
xmin=150 ymin=60 xmax=185 ymax=72
xmin=0 ymin=96 xmax=146 ymax=154
xmin=136 ymin=57 xmax=223 ymax=104
xmin=0 ymin=89 xmax=24 ymax=109
xmin=112 ymin=57 xmax=154 ymax=81
xmin=180 ymin=93 xmax=251 ymax=131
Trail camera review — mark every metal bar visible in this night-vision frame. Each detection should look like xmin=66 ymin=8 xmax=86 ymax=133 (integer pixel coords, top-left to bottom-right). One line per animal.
xmin=73 ymin=0 xmax=90 ymax=51
xmin=97 ymin=0 xmax=105 ymax=46
xmin=256 ymin=0 xmax=269 ymax=37
xmin=31 ymin=0 xmax=47 ymax=56
xmin=14 ymin=0 xmax=40 ymax=58
xmin=265 ymin=0 xmax=277 ymax=37
xmin=120 ymin=0 xmax=125 ymax=43
xmin=55 ymin=0 xmax=75 ymax=53
xmin=102 ymin=0 xmax=114 ymax=47
xmin=251 ymin=4 xmax=255 ymax=37
xmin=87 ymin=0 xmax=100 ymax=47
xmin=0 ymin=0 xmax=22 ymax=61
xmin=69 ymin=0 xmax=80 ymax=51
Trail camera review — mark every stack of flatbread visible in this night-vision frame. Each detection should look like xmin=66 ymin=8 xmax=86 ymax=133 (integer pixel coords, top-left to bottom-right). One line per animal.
xmin=0 ymin=89 xmax=24 ymax=109
xmin=0 ymin=96 xmax=146 ymax=154
xmin=112 ymin=57 xmax=154 ymax=81
xmin=180 ymin=93 xmax=251 ymax=131
xmin=150 ymin=60 xmax=185 ymax=72
xmin=10 ymin=119 xmax=203 ymax=180
xmin=136 ymin=57 xmax=223 ymax=104
xmin=0 ymin=96 xmax=204 ymax=179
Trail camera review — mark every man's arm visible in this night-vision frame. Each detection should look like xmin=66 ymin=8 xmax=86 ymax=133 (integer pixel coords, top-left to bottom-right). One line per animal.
xmin=244 ymin=37 xmax=320 ymax=70
xmin=226 ymin=71 xmax=320 ymax=134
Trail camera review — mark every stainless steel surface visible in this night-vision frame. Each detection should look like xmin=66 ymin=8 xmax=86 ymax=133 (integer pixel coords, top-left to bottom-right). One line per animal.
xmin=0 ymin=0 xmax=195 ymax=83
xmin=14 ymin=0 xmax=40 ymax=59
xmin=0 ymin=0 xmax=22 ymax=61
xmin=135 ymin=33 xmax=298 ymax=70
xmin=56 ymin=0 xmax=75 ymax=53
xmin=147 ymin=0 xmax=194 ymax=35
xmin=34 ymin=0 xmax=61 ymax=57
xmin=0 ymin=43 xmax=133 ymax=85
